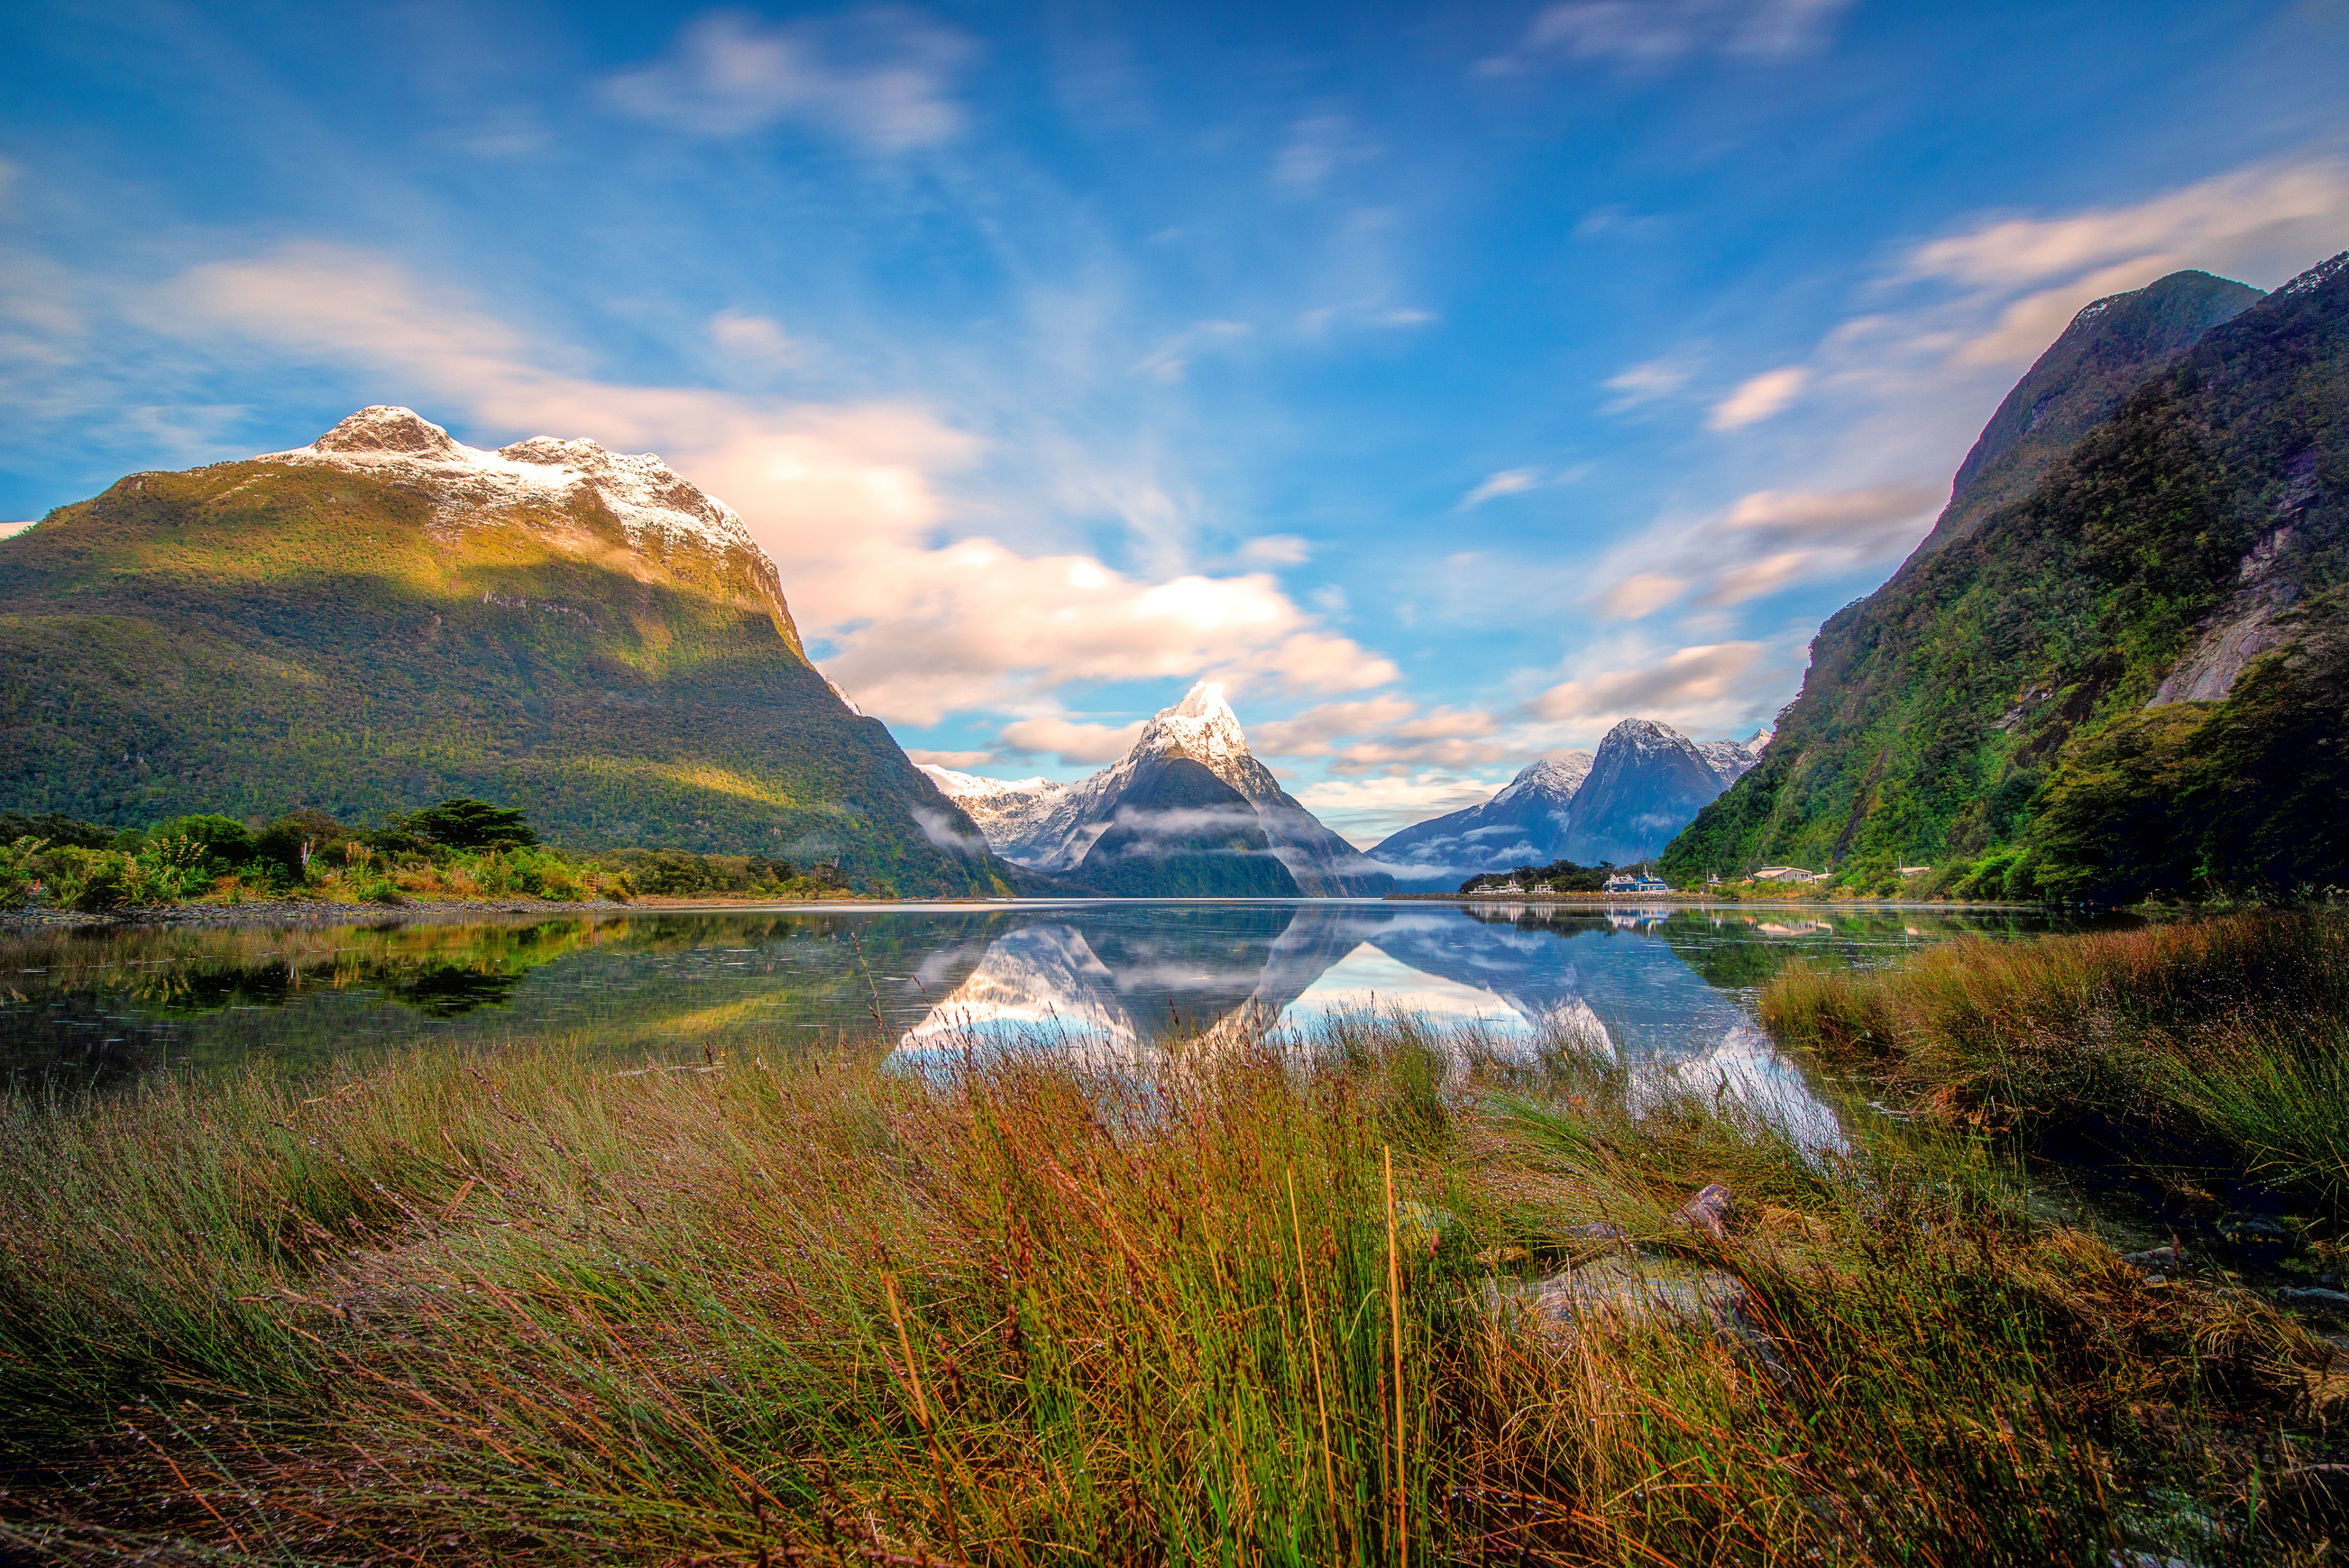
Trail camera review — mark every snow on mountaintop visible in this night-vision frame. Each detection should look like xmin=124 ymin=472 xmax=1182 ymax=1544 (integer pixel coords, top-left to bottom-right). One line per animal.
xmin=919 ymin=765 xmax=1056 ymax=801
xmin=1491 ymin=751 xmax=1594 ymax=805
xmin=1132 ymin=680 xmax=1253 ymax=773
xmin=262 ymin=406 xmax=762 ymax=558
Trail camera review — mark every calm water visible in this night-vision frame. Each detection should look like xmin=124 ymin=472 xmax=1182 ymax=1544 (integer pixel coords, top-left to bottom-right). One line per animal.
xmin=0 ymin=902 xmax=2076 ymax=1117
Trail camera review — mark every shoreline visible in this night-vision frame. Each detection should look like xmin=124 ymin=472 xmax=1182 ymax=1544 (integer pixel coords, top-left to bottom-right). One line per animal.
xmin=1 ymin=889 xmax=2035 ymax=934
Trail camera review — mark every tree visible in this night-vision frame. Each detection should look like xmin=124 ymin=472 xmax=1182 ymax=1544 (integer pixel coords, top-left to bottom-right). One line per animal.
xmin=404 ymin=798 xmax=539 ymax=851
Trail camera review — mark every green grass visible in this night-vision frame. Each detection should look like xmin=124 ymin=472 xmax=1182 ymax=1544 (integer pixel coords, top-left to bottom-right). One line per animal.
xmin=1761 ymin=910 xmax=2349 ymax=1214
xmin=1 ymin=1009 xmax=2341 ymax=1562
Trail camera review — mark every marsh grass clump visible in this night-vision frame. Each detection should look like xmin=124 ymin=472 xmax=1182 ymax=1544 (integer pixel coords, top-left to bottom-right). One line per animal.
xmin=1759 ymin=910 xmax=2349 ymax=1213
xmin=0 ymin=1014 xmax=2339 ymax=1564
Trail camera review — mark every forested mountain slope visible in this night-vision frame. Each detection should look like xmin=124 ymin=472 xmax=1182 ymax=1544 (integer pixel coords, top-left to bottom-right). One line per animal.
xmin=1661 ymin=255 xmax=2349 ymax=901
xmin=0 ymin=407 xmax=1002 ymax=896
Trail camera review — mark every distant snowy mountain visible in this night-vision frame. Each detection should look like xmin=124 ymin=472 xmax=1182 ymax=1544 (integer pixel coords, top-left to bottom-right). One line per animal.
xmin=1366 ymin=752 xmax=1595 ymax=890
xmin=921 ymin=681 xmax=1391 ymax=896
xmin=1368 ymin=719 xmax=1770 ymax=890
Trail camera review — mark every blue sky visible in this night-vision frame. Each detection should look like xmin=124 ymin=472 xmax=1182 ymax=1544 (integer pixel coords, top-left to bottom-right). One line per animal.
xmin=6 ymin=0 xmax=2348 ymax=842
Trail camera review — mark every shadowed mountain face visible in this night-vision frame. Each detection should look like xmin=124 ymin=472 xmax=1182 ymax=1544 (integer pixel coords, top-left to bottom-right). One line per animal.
xmin=1560 ymin=720 xmax=1753 ymax=868
xmin=1663 ymin=253 xmax=2349 ymax=899
xmin=0 ymin=407 xmax=1000 ymax=894
xmin=925 ymin=682 xmax=1390 ymax=896
xmin=1073 ymin=757 xmax=1302 ymax=897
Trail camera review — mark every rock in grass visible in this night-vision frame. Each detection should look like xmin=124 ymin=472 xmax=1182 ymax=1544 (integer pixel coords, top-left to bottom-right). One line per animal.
xmin=1674 ymin=1183 xmax=1734 ymax=1242
xmin=2119 ymin=1245 xmax=2181 ymax=1273
xmin=2212 ymin=1214 xmax=2299 ymax=1258
xmin=2276 ymin=1286 xmax=2349 ymax=1313
xmin=1490 ymin=1254 xmax=1791 ymax=1387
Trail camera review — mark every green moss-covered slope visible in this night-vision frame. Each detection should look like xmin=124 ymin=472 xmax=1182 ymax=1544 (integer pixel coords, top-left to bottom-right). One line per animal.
xmin=1662 ymin=255 xmax=2348 ymax=900
xmin=0 ymin=416 xmax=1003 ymax=896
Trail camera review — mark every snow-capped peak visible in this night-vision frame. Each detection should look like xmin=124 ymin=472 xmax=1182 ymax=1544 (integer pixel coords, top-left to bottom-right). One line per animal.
xmin=261 ymin=406 xmax=762 ymax=559
xmin=1133 ymin=679 xmax=1253 ymax=770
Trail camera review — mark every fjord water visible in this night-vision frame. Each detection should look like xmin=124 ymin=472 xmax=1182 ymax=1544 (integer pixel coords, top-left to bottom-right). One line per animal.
xmin=1 ymin=902 xmax=2068 ymax=1102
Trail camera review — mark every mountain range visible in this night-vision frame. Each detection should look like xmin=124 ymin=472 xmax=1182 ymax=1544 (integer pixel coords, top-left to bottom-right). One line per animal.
xmin=922 ymin=682 xmax=1393 ymax=896
xmin=1370 ymin=718 xmax=1766 ymax=890
xmin=0 ymin=406 xmax=1003 ymax=896
xmin=1662 ymin=252 xmax=2349 ymax=901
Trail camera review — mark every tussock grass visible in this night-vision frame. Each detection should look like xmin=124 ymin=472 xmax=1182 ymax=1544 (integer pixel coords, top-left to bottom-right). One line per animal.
xmin=1760 ymin=911 xmax=2349 ymax=1211
xmin=0 ymin=1012 xmax=2339 ymax=1563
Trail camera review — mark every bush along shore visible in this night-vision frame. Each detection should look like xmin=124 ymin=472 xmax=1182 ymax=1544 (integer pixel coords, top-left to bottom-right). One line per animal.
xmin=0 ymin=801 xmax=861 ymax=919
xmin=4 ymin=1003 xmax=2348 ymax=1561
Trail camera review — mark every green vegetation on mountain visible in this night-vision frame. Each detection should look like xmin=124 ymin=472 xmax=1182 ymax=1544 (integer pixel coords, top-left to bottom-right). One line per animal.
xmin=0 ymin=422 xmax=1002 ymax=896
xmin=1663 ymin=256 xmax=2349 ymax=901
xmin=1072 ymin=756 xmax=1303 ymax=896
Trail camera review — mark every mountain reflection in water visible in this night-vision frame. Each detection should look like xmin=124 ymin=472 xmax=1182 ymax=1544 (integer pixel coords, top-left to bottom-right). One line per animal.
xmin=892 ymin=902 xmax=2002 ymax=1151
xmin=1 ymin=903 xmax=2067 ymax=1106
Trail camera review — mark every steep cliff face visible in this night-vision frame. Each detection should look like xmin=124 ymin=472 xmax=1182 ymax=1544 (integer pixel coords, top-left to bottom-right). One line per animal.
xmin=1918 ymin=270 xmax=2264 ymax=557
xmin=924 ymin=681 xmax=1392 ymax=896
xmin=1661 ymin=253 xmax=2349 ymax=899
xmin=0 ymin=407 xmax=1000 ymax=894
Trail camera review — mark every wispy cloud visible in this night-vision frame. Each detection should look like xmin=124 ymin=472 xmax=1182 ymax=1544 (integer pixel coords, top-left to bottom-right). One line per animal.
xmin=906 ymin=748 xmax=993 ymax=768
xmin=1590 ymin=485 xmax=1939 ymax=619
xmin=1132 ymin=319 xmax=1252 ymax=384
xmin=996 ymin=716 xmax=1145 ymax=765
xmin=1457 ymin=467 xmax=1542 ymax=508
xmin=1293 ymin=771 xmax=1510 ymax=847
xmin=1483 ymin=0 xmax=1852 ymax=73
xmin=152 ymin=242 xmax=1399 ymax=726
xmin=1707 ymin=365 xmax=1807 ymax=429
xmin=1601 ymin=355 xmax=1696 ymax=413
xmin=1527 ymin=640 xmax=1778 ymax=727
xmin=602 ymin=8 xmax=973 ymax=152
xmin=707 ymin=310 xmax=801 ymax=369
xmin=1272 ymin=114 xmax=1376 ymax=195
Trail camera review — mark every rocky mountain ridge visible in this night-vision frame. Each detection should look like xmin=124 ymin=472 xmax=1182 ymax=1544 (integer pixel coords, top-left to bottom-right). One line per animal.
xmin=1368 ymin=718 xmax=1766 ymax=890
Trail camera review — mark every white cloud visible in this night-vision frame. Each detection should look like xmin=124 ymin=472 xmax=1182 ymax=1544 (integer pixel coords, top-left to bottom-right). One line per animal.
xmin=1707 ymin=365 xmax=1807 ymax=429
xmin=0 ymin=520 xmax=37 ymax=541
xmin=602 ymin=9 xmax=973 ymax=152
xmin=1458 ymin=467 xmax=1541 ymax=508
xmin=905 ymin=748 xmax=993 ymax=768
xmin=154 ymin=242 xmax=1400 ymax=726
xmin=1486 ymin=0 xmax=1851 ymax=72
xmin=707 ymin=310 xmax=800 ymax=368
xmin=997 ymin=716 xmax=1145 ymax=765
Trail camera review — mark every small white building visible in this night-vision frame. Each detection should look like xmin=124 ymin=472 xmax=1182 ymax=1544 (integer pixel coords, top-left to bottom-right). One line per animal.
xmin=1605 ymin=872 xmax=1673 ymax=894
xmin=1753 ymin=866 xmax=1824 ymax=884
